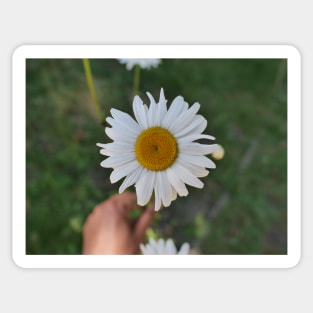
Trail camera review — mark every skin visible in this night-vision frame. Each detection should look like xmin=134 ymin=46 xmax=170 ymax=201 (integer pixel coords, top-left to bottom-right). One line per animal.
xmin=82 ymin=192 xmax=155 ymax=255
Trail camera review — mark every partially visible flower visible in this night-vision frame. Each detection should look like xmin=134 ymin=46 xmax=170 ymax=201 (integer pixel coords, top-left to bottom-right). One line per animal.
xmin=140 ymin=238 xmax=190 ymax=255
xmin=97 ymin=88 xmax=217 ymax=211
xmin=117 ymin=58 xmax=161 ymax=70
xmin=211 ymin=144 xmax=225 ymax=160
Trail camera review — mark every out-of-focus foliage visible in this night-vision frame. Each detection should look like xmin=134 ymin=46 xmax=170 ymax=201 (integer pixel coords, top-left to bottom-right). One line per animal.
xmin=26 ymin=58 xmax=287 ymax=255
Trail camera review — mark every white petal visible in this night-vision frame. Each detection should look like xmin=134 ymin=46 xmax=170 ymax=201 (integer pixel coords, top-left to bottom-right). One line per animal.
xmin=96 ymin=143 xmax=106 ymax=148
xmin=149 ymin=238 xmax=159 ymax=253
xmin=135 ymin=169 xmax=155 ymax=206
xmin=133 ymin=96 xmax=148 ymax=129
xmin=179 ymin=143 xmax=218 ymax=155
xmin=100 ymin=153 xmax=135 ymax=168
xmin=141 ymin=243 xmax=155 ymax=255
xmin=171 ymin=187 xmax=177 ymax=201
xmin=147 ymin=92 xmax=156 ymax=106
xmin=175 ymin=115 xmax=206 ymax=138
xmin=182 ymin=102 xmax=189 ymax=111
xmin=179 ymin=153 xmax=216 ymax=169
xmin=157 ymin=239 xmax=165 ymax=254
xmin=106 ymin=117 xmax=139 ymax=138
xmin=147 ymin=92 xmax=157 ymax=127
xmin=165 ymin=239 xmax=177 ymax=254
xmin=105 ymin=127 xmax=137 ymax=142
xmin=159 ymin=88 xmax=166 ymax=104
xmin=110 ymin=108 xmax=141 ymax=134
xmin=119 ymin=166 xmax=143 ymax=193
xmin=162 ymin=96 xmax=185 ymax=128
xmin=147 ymin=245 xmax=158 ymax=254
xmin=99 ymin=140 xmax=136 ymax=158
xmin=156 ymin=88 xmax=168 ymax=125
xmin=168 ymin=102 xmax=200 ymax=133
xmin=99 ymin=141 xmax=135 ymax=153
xmin=99 ymin=149 xmax=115 ymax=157
xmin=166 ymin=166 xmax=189 ymax=197
xmin=110 ymin=160 xmax=139 ymax=183
xmin=177 ymin=133 xmax=215 ymax=143
xmin=158 ymin=171 xmax=172 ymax=207
xmin=140 ymin=243 xmax=148 ymax=255
xmin=177 ymin=159 xmax=209 ymax=177
xmin=173 ymin=163 xmax=204 ymax=189
xmin=154 ymin=175 xmax=162 ymax=211
xmin=187 ymin=116 xmax=207 ymax=135
xmin=178 ymin=243 xmax=190 ymax=255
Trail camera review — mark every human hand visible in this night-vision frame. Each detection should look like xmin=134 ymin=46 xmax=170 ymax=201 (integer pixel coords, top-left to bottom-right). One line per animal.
xmin=82 ymin=192 xmax=155 ymax=255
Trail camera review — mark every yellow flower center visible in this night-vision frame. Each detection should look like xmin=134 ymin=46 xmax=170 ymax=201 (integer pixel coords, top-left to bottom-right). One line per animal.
xmin=135 ymin=127 xmax=178 ymax=171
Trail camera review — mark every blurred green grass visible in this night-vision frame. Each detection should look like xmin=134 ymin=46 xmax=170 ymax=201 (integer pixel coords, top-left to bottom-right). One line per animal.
xmin=26 ymin=58 xmax=287 ymax=255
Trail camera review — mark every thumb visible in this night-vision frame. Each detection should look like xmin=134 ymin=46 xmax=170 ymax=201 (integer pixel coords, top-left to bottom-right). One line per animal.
xmin=134 ymin=204 xmax=155 ymax=243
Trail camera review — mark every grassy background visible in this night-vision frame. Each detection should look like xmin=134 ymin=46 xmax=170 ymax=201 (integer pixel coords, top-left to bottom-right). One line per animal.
xmin=26 ymin=58 xmax=287 ymax=255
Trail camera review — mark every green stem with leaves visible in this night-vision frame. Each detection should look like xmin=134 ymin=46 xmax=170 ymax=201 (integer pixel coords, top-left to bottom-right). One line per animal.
xmin=82 ymin=59 xmax=105 ymax=123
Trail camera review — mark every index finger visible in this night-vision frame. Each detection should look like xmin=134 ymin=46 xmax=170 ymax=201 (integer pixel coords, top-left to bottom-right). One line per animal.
xmin=109 ymin=191 xmax=138 ymax=212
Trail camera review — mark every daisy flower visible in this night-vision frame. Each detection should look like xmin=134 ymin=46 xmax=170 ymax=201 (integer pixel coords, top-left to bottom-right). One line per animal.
xmin=97 ymin=88 xmax=218 ymax=211
xmin=140 ymin=238 xmax=190 ymax=255
xmin=117 ymin=58 xmax=161 ymax=70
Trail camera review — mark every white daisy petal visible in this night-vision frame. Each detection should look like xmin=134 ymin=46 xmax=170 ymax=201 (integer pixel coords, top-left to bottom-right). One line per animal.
xmin=177 ymin=133 xmax=215 ymax=143
xmin=183 ymin=102 xmax=189 ymax=111
xmin=133 ymin=96 xmax=148 ymax=129
xmin=99 ymin=149 xmax=115 ymax=157
xmin=178 ymin=243 xmax=190 ymax=255
xmin=99 ymin=141 xmax=135 ymax=153
xmin=106 ymin=117 xmax=139 ymax=138
xmin=154 ymin=176 xmax=163 ymax=211
xmin=175 ymin=115 xmax=206 ymax=138
xmin=99 ymin=141 xmax=136 ymax=156
xmin=171 ymin=187 xmax=178 ymax=201
xmin=110 ymin=160 xmax=139 ymax=183
xmin=159 ymin=88 xmax=166 ymax=104
xmin=96 ymin=143 xmax=107 ymax=149
xmin=179 ymin=160 xmax=210 ymax=177
xmin=110 ymin=108 xmax=141 ymax=134
xmin=100 ymin=153 xmax=135 ymax=168
xmin=147 ymin=92 xmax=156 ymax=106
xmin=158 ymin=171 xmax=172 ymax=207
xmin=156 ymin=95 xmax=168 ymax=125
xmin=105 ymin=127 xmax=137 ymax=142
xmin=162 ymin=96 xmax=185 ymax=128
xmin=140 ymin=238 xmax=190 ymax=255
xmin=166 ymin=167 xmax=189 ymax=197
xmin=149 ymin=238 xmax=157 ymax=246
xmin=157 ymin=238 xmax=166 ymax=254
xmin=135 ymin=169 xmax=155 ymax=206
xmin=179 ymin=153 xmax=216 ymax=169
xmin=186 ymin=116 xmax=207 ymax=135
xmin=119 ymin=166 xmax=144 ymax=193
xmin=169 ymin=102 xmax=200 ymax=133
xmin=165 ymin=239 xmax=177 ymax=254
xmin=139 ymin=243 xmax=149 ymax=255
xmin=141 ymin=243 xmax=155 ymax=255
xmin=149 ymin=238 xmax=159 ymax=252
xmin=173 ymin=163 xmax=204 ymax=189
xmin=179 ymin=143 xmax=218 ymax=155
xmin=147 ymin=92 xmax=157 ymax=127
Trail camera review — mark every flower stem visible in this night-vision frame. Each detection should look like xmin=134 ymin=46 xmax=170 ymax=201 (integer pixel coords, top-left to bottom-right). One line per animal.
xmin=82 ymin=59 xmax=105 ymax=124
xmin=133 ymin=64 xmax=141 ymax=96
